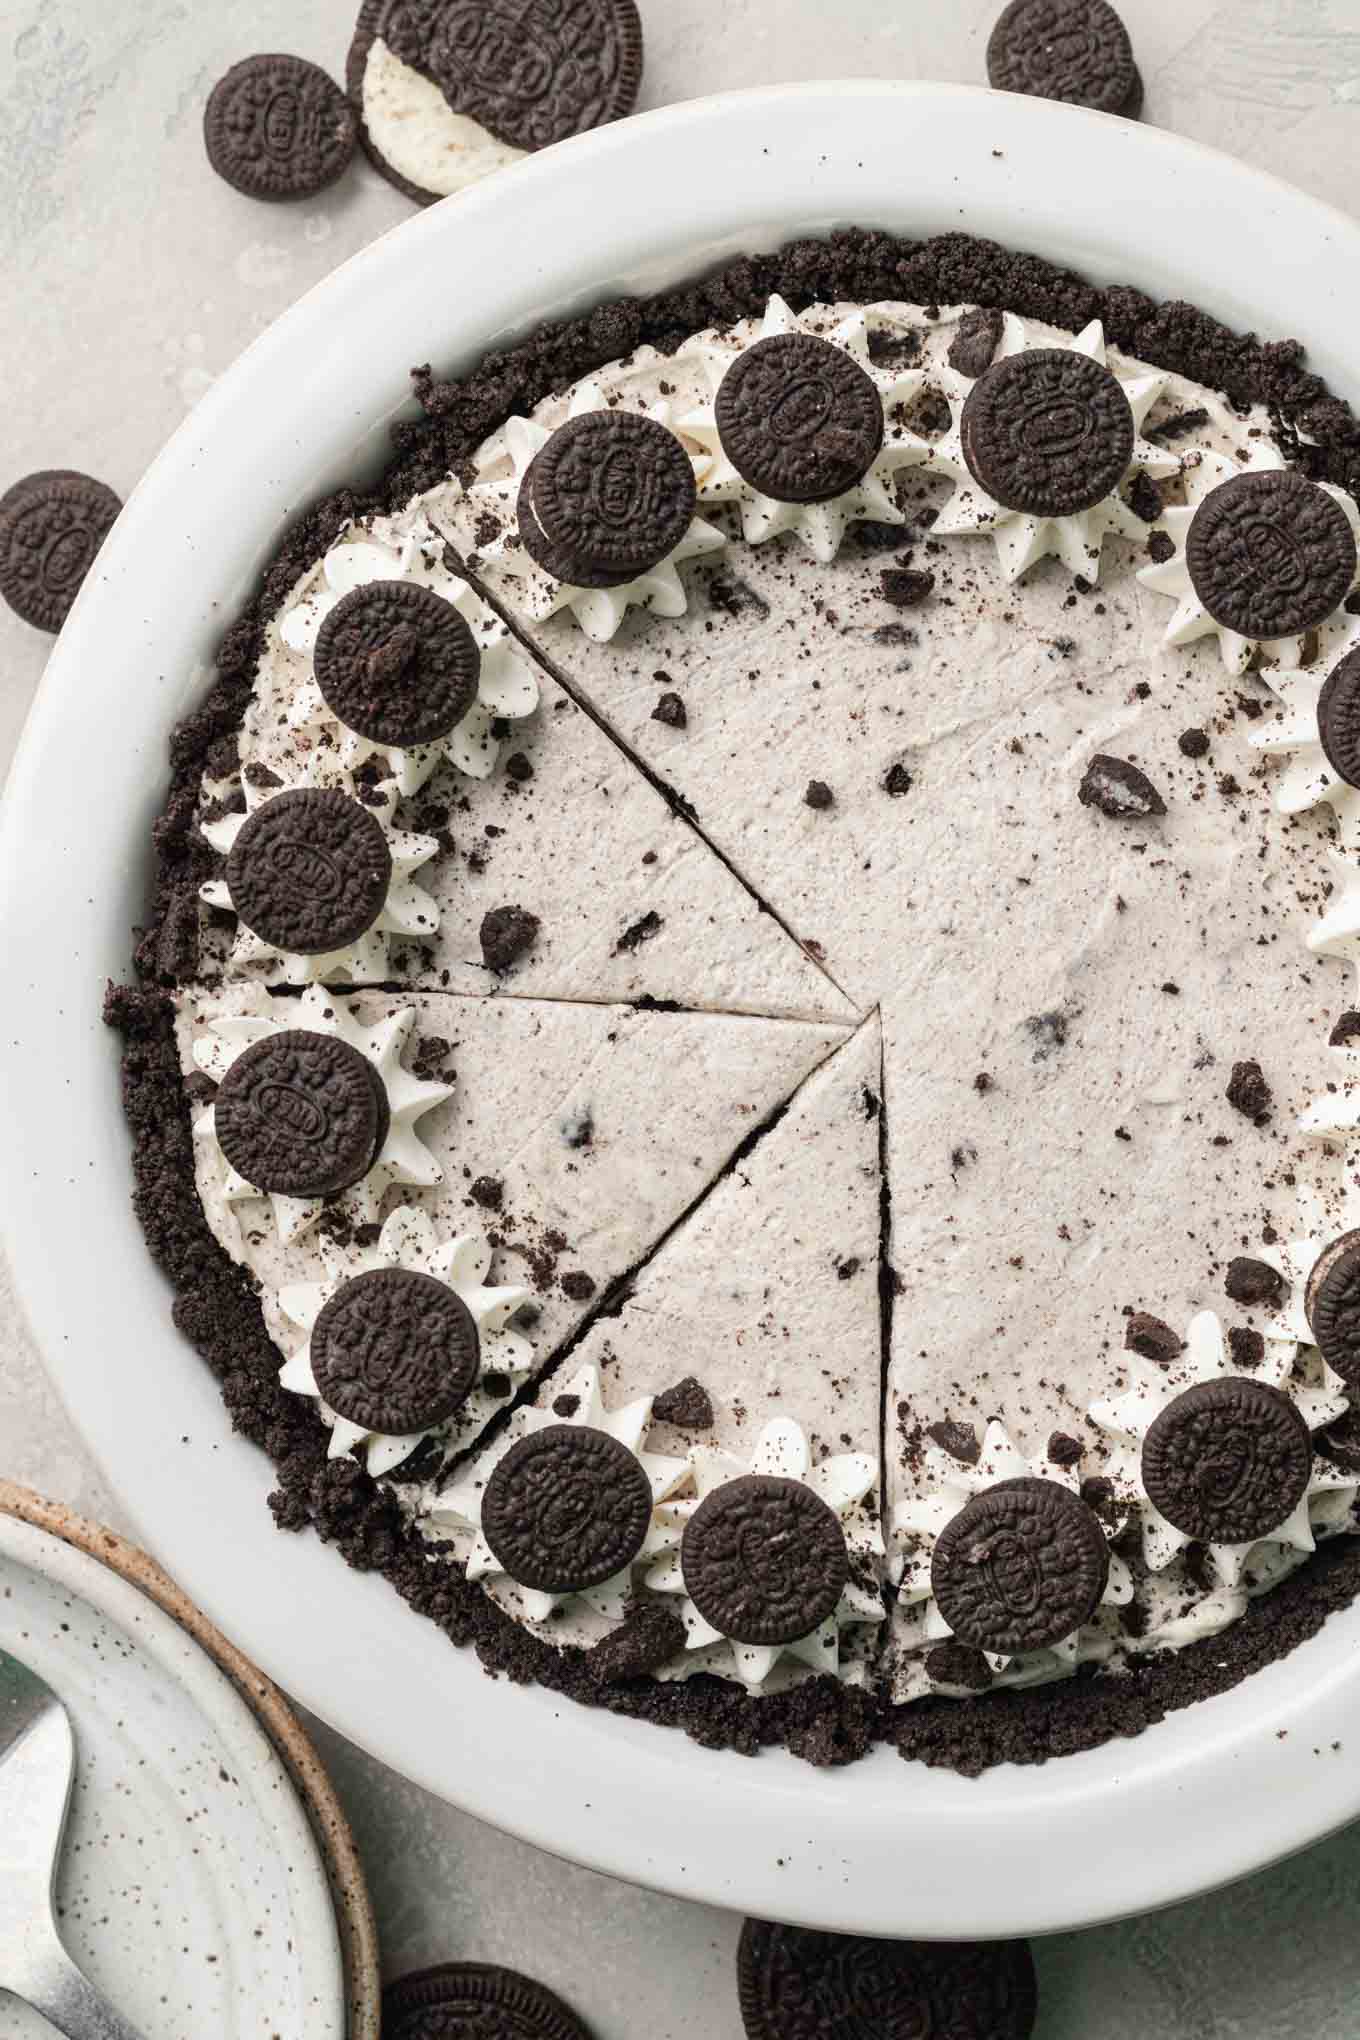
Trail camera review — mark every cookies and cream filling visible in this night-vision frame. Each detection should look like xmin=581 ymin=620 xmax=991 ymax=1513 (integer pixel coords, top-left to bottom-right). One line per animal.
xmin=179 ymin=291 xmax=1360 ymax=1704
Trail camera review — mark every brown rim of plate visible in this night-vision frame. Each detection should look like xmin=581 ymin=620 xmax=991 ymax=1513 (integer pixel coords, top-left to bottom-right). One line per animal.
xmin=0 ymin=1480 xmax=381 ymax=2040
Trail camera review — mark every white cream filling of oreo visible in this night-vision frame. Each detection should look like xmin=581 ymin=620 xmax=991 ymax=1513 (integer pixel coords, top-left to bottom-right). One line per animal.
xmin=363 ymin=38 xmax=526 ymax=198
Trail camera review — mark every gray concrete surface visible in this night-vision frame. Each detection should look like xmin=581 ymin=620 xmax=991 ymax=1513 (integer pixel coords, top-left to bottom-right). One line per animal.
xmin=5 ymin=1 xmax=1360 ymax=2031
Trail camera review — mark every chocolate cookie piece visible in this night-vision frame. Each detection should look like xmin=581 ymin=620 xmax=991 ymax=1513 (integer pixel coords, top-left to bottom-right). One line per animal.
xmin=987 ymin=0 xmax=1141 ymax=118
xmin=1186 ymin=471 xmax=1357 ymax=641
xmin=1125 ymin=1312 xmax=1184 ymax=1365
xmin=1141 ymin=1378 xmax=1312 ymax=1544
xmin=1225 ymin=1058 xmax=1273 ymax=1124
xmin=947 ymin=306 xmax=1006 ymax=379
xmin=311 ymin=1266 xmax=480 ymax=1434
xmin=1224 ymin=1256 xmax=1283 ymax=1307
xmin=1078 ymin=754 xmax=1166 ymax=819
xmin=0 ymin=471 xmax=121 ymax=632
xmin=384 ymin=1962 xmax=593 ymax=2040
xmin=214 ymin=1031 xmax=388 ymax=1198
xmin=1316 ymin=646 xmax=1360 ymax=789
xmin=1307 ymin=1230 xmax=1360 ymax=1386
xmin=204 ymin=55 xmax=355 ymax=201
xmin=225 ymin=788 xmax=393 ymax=955
xmin=349 ymin=0 xmax=643 ymax=206
xmin=517 ymin=412 xmax=695 ymax=589
xmin=961 ymin=348 xmax=1135 ymax=516
xmin=737 ymin=1919 xmax=1038 ymax=2040
xmin=482 ymin=1424 xmax=653 ymax=1593
xmin=715 ymin=333 xmax=885 ymax=505
xmin=681 ymin=1474 xmax=849 ymax=1646
xmin=651 ymin=1375 xmax=714 ymax=1429
xmin=480 ymin=903 xmax=540 ymax=972
xmin=931 ymin=1477 xmax=1108 ymax=1654
xmin=314 ymin=581 xmax=481 ymax=748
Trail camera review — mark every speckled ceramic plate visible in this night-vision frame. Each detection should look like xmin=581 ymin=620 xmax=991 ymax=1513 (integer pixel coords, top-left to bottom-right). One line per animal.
xmin=0 ymin=1493 xmax=365 ymax=2039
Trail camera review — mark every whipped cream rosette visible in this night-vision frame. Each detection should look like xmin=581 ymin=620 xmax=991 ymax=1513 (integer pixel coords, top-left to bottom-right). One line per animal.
xmin=277 ymin=1205 xmax=533 ymax=1478
xmin=1088 ymin=1310 xmax=1351 ymax=1592
xmin=277 ymin=516 xmax=539 ymax=795
xmin=199 ymin=758 xmax=440 ymax=986
xmin=892 ymin=1421 xmax=1131 ymax=1686
xmin=889 ymin=312 xmax=1180 ymax=582
xmin=644 ymin=1418 xmax=884 ymax=1692
xmin=423 ymin=1362 xmax=689 ymax=1628
xmin=1247 ymin=632 xmax=1360 ymax=853
xmin=191 ymin=981 xmax=453 ymax=1248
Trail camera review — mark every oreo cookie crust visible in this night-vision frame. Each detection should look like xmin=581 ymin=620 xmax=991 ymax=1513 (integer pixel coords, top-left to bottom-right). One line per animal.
xmin=113 ymin=228 xmax=1360 ymax=1774
xmin=311 ymin=1266 xmax=480 ymax=1434
xmin=384 ymin=1962 xmax=592 ymax=2040
xmin=681 ymin=1476 xmax=849 ymax=1646
xmin=204 ymin=55 xmax=355 ymax=202
xmin=931 ymin=1478 xmax=1108 ymax=1655
xmin=987 ymin=0 xmax=1141 ymax=119
xmin=348 ymin=0 xmax=644 ymax=206
xmin=736 ymin=1920 xmax=1038 ymax=2040
xmin=516 ymin=412 xmax=697 ymax=588
xmin=961 ymin=348 xmax=1135 ymax=516
xmin=0 ymin=471 xmax=121 ymax=632
xmin=482 ymin=1425 xmax=654 ymax=1592
xmin=226 ymin=788 xmax=393 ymax=955
xmin=1142 ymin=1379 xmax=1312 ymax=1544
xmin=1186 ymin=470 xmax=1357 ymax=640
xmin=213 ymin=1031 xmax=387 ymax=1198
xmin=314 ymin=580 xmax=481 ymax=746
xmin=715 ymin=333 xmax=886 ymax=504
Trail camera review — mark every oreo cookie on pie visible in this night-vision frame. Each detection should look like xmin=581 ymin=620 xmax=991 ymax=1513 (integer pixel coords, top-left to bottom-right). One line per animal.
xmin=213 ymin=1030 xmax=389 ymax=1199
xmin=314 ymin=580 xmax=481 ymax=746
xmin=348 ymin=0 xmax=644 ymax=205
xmin=714 ymin=333 xmax=886 ymax=504
xmin=961 ymin=348 xmax=1135 ymax=516
xmin=516 ymin=412 xmax=697 ymax=589
xmin=312 ymin=1265 xmax=481 ymax=1434
xmin=225 ymin=788 xmax=393 ymax=956
xmin=482 ymin=1424 xmax=653 ymax=1593
xmin=1185 ymin=470 xmax=1357 ymax=641
xmin=931 ymin=1478 xmax=1109 ymax=1655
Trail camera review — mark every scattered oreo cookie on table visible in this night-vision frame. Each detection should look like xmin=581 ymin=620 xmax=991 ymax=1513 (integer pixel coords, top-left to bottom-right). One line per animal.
xmin=214 ymin=1030 xmax=389 ymax=1198
xmin=737 ymin=1919 xmax=1038 ymax=2040
xmin=204 ymin=54 xmax=355 ymax=201
xmin=1186 ymin=470 xmax=1357 ymax=641
xmin=0 ymin=471 xmax=121 ymax=633
xmin=314 ymin=581 xmax=481 ymax=747
xmin=1141 ymin=1378 xmax=1312 ymax=1544
xmin=961 ymin=349 xmax=1134 ymax=517
xmin=715 ymin=334 xmax=885 ymax=505
xmin=482 ymin=1424 xmax=653 ymax=1593
xmin=1307 ymin=1229 xmax=1360 ymax=1386
xmin=681 ymin=1474 xmax=848 ymax=1645
xmin=348 ymin=0 xmax=644 ymax=206
xmin=931 ymin=1476 xmax=1108 ymax=1655
xmin=226 ymin=787 xmax=393 ymax=955
xmin=987 ymin=0 xmax=1142 ymax=119
xmin=517 ymin=412 xmax=696 ymax=589
xmin=384 ymin=1962 xmax=593 ymax=2040
xmin=311 ymin=1266 xmax=480 ymax=1434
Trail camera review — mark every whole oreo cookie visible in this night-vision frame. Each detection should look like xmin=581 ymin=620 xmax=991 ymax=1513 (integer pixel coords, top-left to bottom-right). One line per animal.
xmin=1141 ymin=1377 xmax=1311 ymax=1544
xmin=0 ymin=471 xmax=121 ymax=632
xmin=931 ymin=1476 xmax=1108 ymax=1655
xmin=961 ymin=349 xmax=1135 ymax=517
xmin=1307 ymin=1229 xmax=1360 ymax=1387
xmin=680 ymin=1474 xmax=849 ymax=1646
xmin=349 ymin=0 xmax=644 ymax=206
xmin=226 ymin=788 xmax=393 ymax=956
xmin=516 ymin=412 xmax=697 ymax=589
xmin=314 ymin=581 xmax=481 ymax=748
xmin=736 ymin=1919 xmax=1039 ymax=2040
xmin=1186 ymin=470 xmax=1357 ymax=641
xmin=987 ymin=0 xmax=1142 ymax=118
xmin=714 ymin=334 xmax=885 ymax=505
xmin=383 ymin=1961 xmax=593 ymax=2040
xmin=311 ymin=1266 xmax=480 ymax=1434
xmin=214 ymin=1030 xmax=388 ymax=1198
xmin=1316 ymin=646 xmax=1360 ymax=790
xmin=204 ymin=55 xmax=355 ymax=201
xmin=481 ymin=1424 xmax=653 ymax=1593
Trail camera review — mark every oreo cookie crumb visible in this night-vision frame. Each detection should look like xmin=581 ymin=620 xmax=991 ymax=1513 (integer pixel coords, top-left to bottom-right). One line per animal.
xmin=924 ymin=1642 xmax=995 ymax=1691
xmin=1331 ymin=1010 xmax=1360 ymax=1047
xmin=1225 ymin=1256 xmax=1285 ymax=1306
xmin=947 ymin=306 xmax=1005 ymax=378
xmin=1126 ymin=1312 xmax=1184 ymax=1364
xmin=615 ymin=909 xmax=663 ymax=953
xmin=470 ymin=1175 xmax=504 ymax=1210
xmin=882 ymin=567 xmax=936 ymax=608
xmin=504 ymin=750 xmax=534 ymax=782
xmin=883 ymin=762 xmax=914 ymax=797
xmin=1147 ymin=530 xmax=1176 ymax=564
xmin=652 ymin=690 xmax=687 ymax=728
xmin=587 ymin=1602 xmax=687 ymax=1684
xmin=552 ymin=1393 xmax=581 ymax=1418
xmin=561 ymin=1270 xmax=597 ymax=1301
xmin=927 ymin=1419 xmax=980 ymax=1465
xmin=1126 ymin=470 xmax=1163 ymax=523
xmin=1178 ymin=727 xmax=1210 ymax=758
xmin=652 ymin=1376 xmax=715 ymax=1429
xmin=804 ymin=779 xmax=835 ymax=810
xmin=1047 ymin=1431 xmax=1084 ymax=1467
xmin=1228 ymin=1326 xmax=1266 ymax=1370
xmin=1226 ymin=1059 xmax=1273 ymax=1124
xmin=480 ymin=904 xmax=540 ymax=973
xmin=1078 ymin=754 xmax=1166 ymax=819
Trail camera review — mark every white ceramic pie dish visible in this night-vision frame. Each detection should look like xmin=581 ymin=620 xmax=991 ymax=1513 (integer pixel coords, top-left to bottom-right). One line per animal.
xmin=4 ymin=81 xmax=1360 ymax=1940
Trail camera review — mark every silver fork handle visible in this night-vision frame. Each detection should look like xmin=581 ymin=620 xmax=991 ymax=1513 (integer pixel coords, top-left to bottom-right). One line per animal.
xmin=8 ymin=1922 xmax=147 ymax=2040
